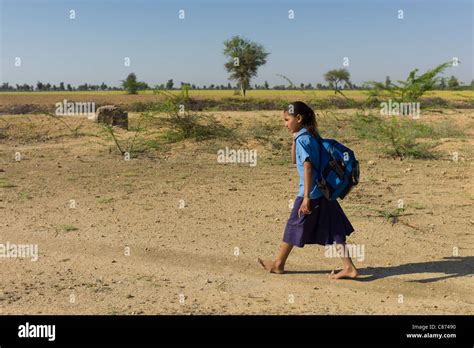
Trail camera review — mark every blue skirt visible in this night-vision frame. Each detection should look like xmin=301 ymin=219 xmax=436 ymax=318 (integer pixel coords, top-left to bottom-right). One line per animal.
xmin=283 ymin=196 xmax=354 ymax=247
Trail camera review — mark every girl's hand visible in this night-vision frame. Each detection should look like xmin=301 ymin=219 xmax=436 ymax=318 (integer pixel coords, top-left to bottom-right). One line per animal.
xmin=298 ymin=197 xmax=312 ymax=217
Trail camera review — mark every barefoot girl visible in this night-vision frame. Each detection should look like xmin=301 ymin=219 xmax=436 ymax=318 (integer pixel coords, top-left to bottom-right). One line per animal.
xmin=258 ymin=101 xmax=358 ymax=279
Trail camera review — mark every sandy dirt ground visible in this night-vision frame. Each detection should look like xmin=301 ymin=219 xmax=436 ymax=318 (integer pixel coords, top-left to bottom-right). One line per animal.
xmin=0 ymin=109 xmax=473 ymax=314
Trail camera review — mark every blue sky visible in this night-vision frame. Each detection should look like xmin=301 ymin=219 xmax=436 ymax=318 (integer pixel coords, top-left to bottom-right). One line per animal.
xmin=1 ymin=0 xmax=472 ymax=87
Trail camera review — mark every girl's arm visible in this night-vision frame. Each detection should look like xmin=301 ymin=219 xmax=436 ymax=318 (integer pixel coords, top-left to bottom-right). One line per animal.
xmin=298 ymin=161 xmax=312 ymax=216
xmin=291 ymin=139 xmax=296 ymax=164
xmin=303 ymin=161 xmax=312 ymax=199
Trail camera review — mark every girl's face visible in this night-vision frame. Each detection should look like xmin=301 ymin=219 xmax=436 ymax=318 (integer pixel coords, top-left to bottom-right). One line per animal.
xmin=283 ymin=111 xmax=303 ymax=133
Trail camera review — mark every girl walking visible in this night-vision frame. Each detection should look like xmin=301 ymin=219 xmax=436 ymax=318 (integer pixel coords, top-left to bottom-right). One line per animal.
xmin=258 ymin=101 xmax=358 ymax=279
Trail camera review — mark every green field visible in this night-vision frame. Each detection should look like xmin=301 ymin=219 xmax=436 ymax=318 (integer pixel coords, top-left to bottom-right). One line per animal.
xmin=1 ymin=89 xmax=473 ymax=100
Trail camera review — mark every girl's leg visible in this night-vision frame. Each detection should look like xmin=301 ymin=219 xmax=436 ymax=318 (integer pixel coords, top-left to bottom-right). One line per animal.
xmin=329 ymin=243 xmax=358 ymax=279
xmin=258 ymin=242 xmax=294 ymax=274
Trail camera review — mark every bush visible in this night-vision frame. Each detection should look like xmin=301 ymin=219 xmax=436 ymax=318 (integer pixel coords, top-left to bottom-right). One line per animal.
xmin=351 ymin=113 xmax=437 ymax=159
xmin=157 ymin=113 xmax=235 ymax=142
xmin=153 ymin=88 xmax=236 ymax=142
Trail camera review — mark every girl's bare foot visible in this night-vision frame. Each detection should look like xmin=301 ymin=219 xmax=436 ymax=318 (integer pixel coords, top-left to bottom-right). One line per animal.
xmin=328 ymin=266 xmax=358 ymax=280
xmin=258 ymin=258 xmax=285 ymax=274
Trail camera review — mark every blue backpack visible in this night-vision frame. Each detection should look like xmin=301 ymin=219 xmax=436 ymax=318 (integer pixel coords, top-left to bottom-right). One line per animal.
xmin=314 ymin=136 xmax=360 ymax=201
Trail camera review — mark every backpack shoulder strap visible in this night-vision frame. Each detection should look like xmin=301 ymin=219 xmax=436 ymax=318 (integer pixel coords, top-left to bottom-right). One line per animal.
xmin=294 ymin=129 xmax=310 ymax=142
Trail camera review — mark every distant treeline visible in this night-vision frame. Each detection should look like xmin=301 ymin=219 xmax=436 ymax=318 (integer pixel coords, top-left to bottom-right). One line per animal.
xmin=1 ymin=76 xmax=471 ymax=92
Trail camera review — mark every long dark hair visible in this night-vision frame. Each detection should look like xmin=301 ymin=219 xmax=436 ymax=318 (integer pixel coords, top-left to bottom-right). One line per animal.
xmin=285 ymin=101 xmax=318 ymax=137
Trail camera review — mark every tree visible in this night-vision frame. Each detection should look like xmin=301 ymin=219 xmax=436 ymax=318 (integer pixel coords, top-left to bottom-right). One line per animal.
xmin=121 ymin=73 xmax=139 ymax=94
xmin=264 ymin=81 xmax=269 ymax=89
xmin=438 ymin=78 xmax=446 ymax=90
xmin=223 ymin=35 xmax=269 ymax=97
xmin=16 ymin=83 xmax=27 ymax=91
xmin=385 ymin=76 xmax=391 ymax=87
xmin=165 ymin=79 xmax=174 ymax=90
xmin=323 ymin=69 xmax=351 ymax=94
xmin=137 ymin=81 xmax=149 ymax=90
xmin=67 ymin=84 xmax=73 ymax=91
xmin=100 ymin=82 xmax=108 ymax=90
xmin=167 ymin=79 xmax=174 ymax=89
xmin=447 ymin=75 xmax=459 ymax=89
xmin=36 ymin=81 xmax=44 ymax=91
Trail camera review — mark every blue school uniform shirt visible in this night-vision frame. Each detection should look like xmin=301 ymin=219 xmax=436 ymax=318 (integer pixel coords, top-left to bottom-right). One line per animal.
xmin=294 ymin=127 xmax=322 ymax=199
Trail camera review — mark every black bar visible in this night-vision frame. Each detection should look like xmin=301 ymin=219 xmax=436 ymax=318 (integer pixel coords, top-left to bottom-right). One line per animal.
xmin=0 ymin=315 xmax=472 ymax=346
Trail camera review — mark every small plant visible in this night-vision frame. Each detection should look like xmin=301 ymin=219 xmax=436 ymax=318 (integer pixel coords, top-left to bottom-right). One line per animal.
xmin=317 ymin=111 xmax=352 ymax=140
xmin=18 ymin=191 xmax=32 ymax=200
xmin=61 ymin=225 xmax=79 ymax=232
xmin=431 ymin=121 xmax=466 ymax=139
xmin=351 ymin=112 xmax=437 ymax=159
xmin=97 ymin=197 xmax=114 ymax=204
xmin=154 ymin=87 xmax=236 ymax=142
xmin=383 ymin=116 xmax=436 ymax=159
xmin=158 ymin=112 xmax=234 ymax=142
xmin=352 ymin=205 xmax=413 ymax=226
xmin=364 ymin=62 xmax=454 ymax=103
xmin=376 ymin=207 xmax=406 ymax=224
xmin=247 ymin=119 xmax=280 ymax=141
xmin=246 ymin=118 xmax=290 ymax=164
xmin=42 ymin=111 xmax=82 ymax=137
xmin=141 ymin=139 xmax=162 ymax=150
xmin=101 ymin=111 xmax=152 ymax=157
xmin=0 ymin=118 xmax=11 ymax=139
xmin=0 ymin=178 xmax=16 ymax=188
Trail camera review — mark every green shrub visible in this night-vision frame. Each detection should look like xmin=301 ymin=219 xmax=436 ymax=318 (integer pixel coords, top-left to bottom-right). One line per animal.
xmin=351 ymin=113 xmax=437 ymax=159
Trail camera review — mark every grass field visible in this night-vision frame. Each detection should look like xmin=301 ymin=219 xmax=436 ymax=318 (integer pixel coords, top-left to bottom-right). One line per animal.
xmin=1 ymin=89 xmax=472 ymax=115
xmin=1 ymin=89 xmax=473 ymax=100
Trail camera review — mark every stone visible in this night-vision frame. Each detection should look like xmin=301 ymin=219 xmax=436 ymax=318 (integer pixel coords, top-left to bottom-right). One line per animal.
xmin=93 ymin=105 xmax=128 ymax=129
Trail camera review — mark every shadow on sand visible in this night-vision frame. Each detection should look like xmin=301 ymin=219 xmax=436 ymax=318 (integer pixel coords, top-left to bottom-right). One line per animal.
xmin=284 ymin=257 xmax=473 ymax=283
